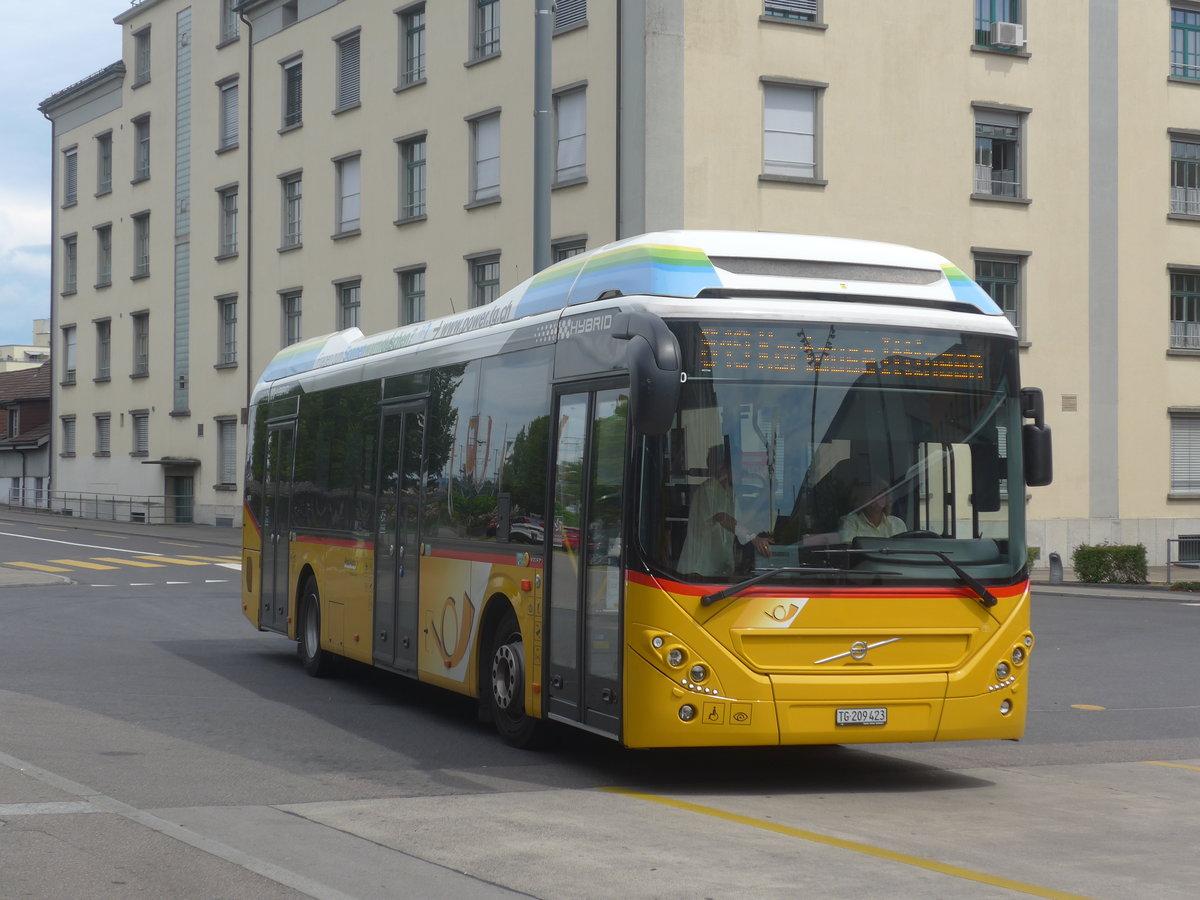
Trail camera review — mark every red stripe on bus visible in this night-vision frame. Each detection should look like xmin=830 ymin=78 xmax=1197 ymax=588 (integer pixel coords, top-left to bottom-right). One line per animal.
xmin=243 ymin=500 xmax=260 ymax=539
xmin=629 ymin=569 xmax=1028 ymax=600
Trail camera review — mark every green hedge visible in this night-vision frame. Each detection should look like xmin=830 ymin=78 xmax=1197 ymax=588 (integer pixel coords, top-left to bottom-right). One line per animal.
xmin=1071 ymin=543 xmax=1148 ymax=584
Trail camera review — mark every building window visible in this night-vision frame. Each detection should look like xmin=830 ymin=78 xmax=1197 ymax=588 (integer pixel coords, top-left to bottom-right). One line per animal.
xmin=95 ymin=225 xmax=112 ymax=287
xmin=220 ymin=0 xmax=240 ymax=43
xmin=335 ymin=31 xmax=361 ymax=110
xmin=470 ymin=112 xmax=500 ymax=202
xmin=62 ymin=235 xmax=78 ymax=294
xmin=400 ymin=267 xmax=426 ymax=324
xmin=1170 ymin=410 xmax=1200 ymax=495
xmin=762 ymin=81 xmax=821 ymax=180
xmin=63 ymin=147 xmax=78 ymax=206
xmin=554 ymin=87 xmax=586 ymax=184
xmin=470 ymin=254 xmax=500 ymax=307
xmin=219 ymin=79 xmax=239 ymax=149
xmin=1170 ymin=270 xmax=1200 ymax=350
xmin=399 ymin=5 xmax=426 ymax=86
xmin=763 ymin=1 xmax=818 ymax=23
xmin=399 ymin=135 xmax=427 ymax=219
xmin=1172 ymin=7 xmax=1200 ymax=79
xmin=1171 ymin=137 xmax=1200 ymax=216
xmin=131 ymin=411 xmax=149 ymax=456
xmin=335 ymin=155 xmax=361 ymax=233
xmin=338 ymin=281 xmax=361 ymax=329
xmin=62 ymin=326 xmax=77 ymax=385
xmin=96 ymin=132 xmax=112 ymax=195
xmin=61 ymin=417 xmax=76 ymax=456
xmin=95 ymin=414 xmax=111 ymax=457
xmin=133 ymin=27 xmax=151 ymax=85
xmin=96 ymin=320 xmax=111 ymax=380
xmin=975 ymin=253 xmax=1025 ymax=340
xmin=217 ymin=296 xmax=238 ymax=365
xmin=218 ymin=186 xmax=239 ymax=257
xmin=133 ymin=115 xmax=151 ymax=181
xmin=282 ymin=291 xmax=303 ymax=345
xmin=974 ymin=106 xmax=1024 ymax=199
xmin=473 ymin=0 xmax=500 ymax=60
xmin=553 ymin=237 xmax=587 ymax=261
xmin=282 ymin=58 xmax=302 ymax=128
xmin=132 ymin=313 xmax=150 ymax=377
xmin=217 ymin=418 xmax=238 ymax=485
xmin=556 ymin=0 xmax=587 ymax=30
xmin=974 ymin=0 xmax=1022 ymax=48
xmin=281 ymin=172 xmax=303 ymax=248
xmin=132 ymin=212 xmax=150 ymax=277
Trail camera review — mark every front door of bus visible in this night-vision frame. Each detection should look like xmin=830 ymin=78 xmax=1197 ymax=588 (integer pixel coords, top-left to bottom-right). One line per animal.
xmin=373 ymin=405 xmax=424 ymax=673
xmin=261 ymin=422 xmax=295 ymax=634
xmin=546 ymin=385 xmax=629 ymax=737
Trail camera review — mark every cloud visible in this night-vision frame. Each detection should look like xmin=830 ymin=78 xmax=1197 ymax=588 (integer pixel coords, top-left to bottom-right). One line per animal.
xmin=0 ymin=187 xmax=51 ymax=345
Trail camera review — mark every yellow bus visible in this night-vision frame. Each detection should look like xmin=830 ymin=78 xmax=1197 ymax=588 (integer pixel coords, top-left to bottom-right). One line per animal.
xmin=241 ymin=231 xmax=1052 ymax=748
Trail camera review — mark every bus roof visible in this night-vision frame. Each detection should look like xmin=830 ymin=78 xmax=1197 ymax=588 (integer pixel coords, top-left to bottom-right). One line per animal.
xmin=255 ymin=230 xmax=1001 ymax=385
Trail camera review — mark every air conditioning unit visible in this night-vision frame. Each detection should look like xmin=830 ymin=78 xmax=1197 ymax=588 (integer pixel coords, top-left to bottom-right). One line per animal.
xmin=989 ymin=21 xmax=1025 ymax=49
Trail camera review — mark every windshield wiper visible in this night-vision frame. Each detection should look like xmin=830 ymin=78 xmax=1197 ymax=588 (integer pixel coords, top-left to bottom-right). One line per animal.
xmin=866 ymin=548 xmax=998 ymax=609
xmin=700 ymin=566 xmax=897 ymax=607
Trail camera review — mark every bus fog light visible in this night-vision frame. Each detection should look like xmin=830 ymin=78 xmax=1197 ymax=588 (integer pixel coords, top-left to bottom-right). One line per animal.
xmin=1024 ymin=634 xmax=1034 ymax=649
xmin=651 ymin=635 xmax=664 ymax=649
xmin=689 ymin=664 xmax=708 ymax=683
xmin=1011 ymin=646 xmax=1025 ymax=666
xmin=995 ymin=661 xmax=1011 ymax=680
xmin=679 ymin=704 xmax=697 ymax=722
xmin=667 ymin=648 xmax=685 ymax=667
xmin=1000 ymin=699 xmax=1013 ymax=716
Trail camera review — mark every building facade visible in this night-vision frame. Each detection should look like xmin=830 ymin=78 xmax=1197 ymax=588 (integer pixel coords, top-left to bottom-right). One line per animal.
xmin=38 ymin=0 xmax=1200 ymax=563
xmin=0 ymin=362 xmax=51 ymax=508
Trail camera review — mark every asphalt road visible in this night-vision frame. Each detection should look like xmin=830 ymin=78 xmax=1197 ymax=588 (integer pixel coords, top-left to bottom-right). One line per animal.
xmin=0 ymin=510 xmax=1197 ymax=899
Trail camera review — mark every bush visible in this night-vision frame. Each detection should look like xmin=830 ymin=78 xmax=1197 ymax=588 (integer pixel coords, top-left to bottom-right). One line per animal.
xmin=1170 ymin=581 xmax=1200 ymax=592
xmin=1072 ymin=543 xmax=1148 ymax=584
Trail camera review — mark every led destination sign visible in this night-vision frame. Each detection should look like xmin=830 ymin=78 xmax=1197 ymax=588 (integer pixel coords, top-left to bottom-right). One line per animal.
xmin=687 ymin=325 xmax=990 ymax=385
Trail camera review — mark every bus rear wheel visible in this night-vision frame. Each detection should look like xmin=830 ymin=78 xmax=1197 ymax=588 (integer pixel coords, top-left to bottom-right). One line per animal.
xmin=488 ymin=608 xmax=544 ymax=748
xmin=298 ymin=577 xmax=333 ymax=678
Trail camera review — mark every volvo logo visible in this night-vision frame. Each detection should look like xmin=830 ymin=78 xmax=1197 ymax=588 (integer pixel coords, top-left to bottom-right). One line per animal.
xmin=813 ymin=637 xmax=901 ymax=665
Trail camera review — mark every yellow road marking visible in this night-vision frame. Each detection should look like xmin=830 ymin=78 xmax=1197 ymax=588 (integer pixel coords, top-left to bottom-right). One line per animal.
xmin=133 ymin=555 xmax=207 ymax=566
xmin=1070 ymin=704 xmax=1106 ymax=711
xmin=601 ymin=787 xmax=1097 ymax=900
xmin=4 ymin=561 xmax=72 ymax=573
xmin=90 ymin=557 xmax=165 ymax=568
xmin=1146 ymin=761 xmax=1200 ymax=772
xmin=180 ymin=555 xmax=241 ymax=563
xmin=48 ymin=559 xmax=119 ymax=570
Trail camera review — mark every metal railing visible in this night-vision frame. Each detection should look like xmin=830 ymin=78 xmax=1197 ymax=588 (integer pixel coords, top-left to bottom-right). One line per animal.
xmin=1167 ymin=536 xmax=1200 ymax=584
xmin=3 ymin=489 xmax=196 ymax=525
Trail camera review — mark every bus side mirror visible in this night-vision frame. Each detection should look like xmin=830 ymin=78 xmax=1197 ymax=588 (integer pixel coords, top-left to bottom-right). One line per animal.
xmin=1020 ymin=387 xmax=1053 ymax=487
xmin=612 ymin=312 xmax=681 ymax=436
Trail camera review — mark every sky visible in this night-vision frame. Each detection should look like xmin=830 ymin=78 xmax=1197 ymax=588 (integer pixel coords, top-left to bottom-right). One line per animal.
xmin=0 ymin=1 xmax=124 ymax=347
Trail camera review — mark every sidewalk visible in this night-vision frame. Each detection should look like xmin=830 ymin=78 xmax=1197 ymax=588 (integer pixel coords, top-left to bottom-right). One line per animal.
xmin=0 ymin=506 xmax=240 ymax=588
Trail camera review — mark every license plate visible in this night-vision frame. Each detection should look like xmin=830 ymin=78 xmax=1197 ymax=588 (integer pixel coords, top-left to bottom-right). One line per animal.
xmin=836 ymin=707 xmax=887 ymax=726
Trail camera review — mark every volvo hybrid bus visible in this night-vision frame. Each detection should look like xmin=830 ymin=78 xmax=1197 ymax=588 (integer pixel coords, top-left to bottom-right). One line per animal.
xmin=241 ymin=230 xmax=1052 ymax=748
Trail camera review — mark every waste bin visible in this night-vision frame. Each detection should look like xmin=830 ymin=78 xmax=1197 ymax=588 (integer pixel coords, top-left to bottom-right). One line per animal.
xmin=1048 ymin=551 xmax=1063 ymax=584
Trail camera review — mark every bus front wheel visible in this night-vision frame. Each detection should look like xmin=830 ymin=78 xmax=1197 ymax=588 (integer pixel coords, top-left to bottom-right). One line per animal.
xmin=488 ymin=608 xmax=544 ymax=748
xmin=298 ymin=577 xmax=333 ymax=678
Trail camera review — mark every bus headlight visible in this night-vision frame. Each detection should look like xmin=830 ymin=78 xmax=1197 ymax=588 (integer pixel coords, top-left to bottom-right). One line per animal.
xmin=1011 ymin=645 xmax=1026 ymax=666
xmin=667 ymin=648 xmax=685 ymax=667
xmin=689 ymin=664 xmax=708 ymax=683
xmin=679 ymin=704 xmax=697 ymax=722
xmin=996 ymin=661 xmax=1011 ymax=681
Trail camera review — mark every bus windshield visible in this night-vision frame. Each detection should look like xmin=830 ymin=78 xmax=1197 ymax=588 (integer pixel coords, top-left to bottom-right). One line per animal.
xmin=637 ymin=320 xmax=1027 ymax=587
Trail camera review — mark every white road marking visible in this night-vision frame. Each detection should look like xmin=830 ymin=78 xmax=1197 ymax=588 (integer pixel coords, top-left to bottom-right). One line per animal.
xmin=0 ymin=530 xmax=163 ymax=556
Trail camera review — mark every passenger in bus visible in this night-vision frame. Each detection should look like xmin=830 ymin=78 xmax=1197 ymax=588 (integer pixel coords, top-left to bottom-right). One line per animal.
xmin=677 ymin=446 xmax=773 ymax=577
xmin=839 ymin=479 xmax=907 ymax=541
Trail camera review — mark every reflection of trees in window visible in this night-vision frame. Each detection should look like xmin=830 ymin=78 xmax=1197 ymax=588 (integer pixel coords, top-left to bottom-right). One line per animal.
xmin=423 ymin=362 xmax=474 ymax=538
xmin=503 ymin=415 xmax=550 ymax=516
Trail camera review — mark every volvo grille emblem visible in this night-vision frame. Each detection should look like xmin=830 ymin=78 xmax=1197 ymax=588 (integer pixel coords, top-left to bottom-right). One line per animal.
xmin=814 ymin=637 xmax=902 ymax=665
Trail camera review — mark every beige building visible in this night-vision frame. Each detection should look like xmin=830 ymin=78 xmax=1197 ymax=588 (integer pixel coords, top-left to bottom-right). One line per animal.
xmin=38 ymin=0 xmax=1200 ymax=563
xmin=0 ymin=319 xmax=51 ymax=373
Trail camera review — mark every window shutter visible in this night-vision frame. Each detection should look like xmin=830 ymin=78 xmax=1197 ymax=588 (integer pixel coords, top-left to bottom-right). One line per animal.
xmin=285 ymin=63 xmax=302 ymax=126
xmin=219 ymin=422 xmax=238 ymax=484
xmin=64 ymin=151 xmax=78 ymax=204
xmin=555 ymin=0 xmax=586 ymax=29
xmin=337 ymin=35 xmax=361 ymax=107
xmin=1171 ymin=416 xmax=1200 ymax=492
xmin=555 ymin=91 xmax=586 ymax=180
xmin=765 ymin=0 xmax=818 ymax=20
xmin=221 ymin=83 xmax=239 ymax=145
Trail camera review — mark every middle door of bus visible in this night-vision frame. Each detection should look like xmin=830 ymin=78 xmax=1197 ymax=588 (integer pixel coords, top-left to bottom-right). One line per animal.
xmin=546 ymin=383 xmax=629 ymax=738
xmin=373 ymin=404 xmax=425 ymax=674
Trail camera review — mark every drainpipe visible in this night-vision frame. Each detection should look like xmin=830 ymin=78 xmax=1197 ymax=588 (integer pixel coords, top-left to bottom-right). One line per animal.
xmin=533 ymin=0 xmax=553 ymax=273
xmin=238 ymin=4 xmax=254 ymax=410
xmin=38 ymin=107 xmax=58 ymax=503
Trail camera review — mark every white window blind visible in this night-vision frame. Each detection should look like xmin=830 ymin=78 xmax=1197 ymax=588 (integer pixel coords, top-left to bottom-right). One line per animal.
xmin=473 ymin=115 xmax=500 ymax=200
xmin=765 ymin=0 xmax=818 ymax=20
xmin=220 ymin=82 xmax=239 ymax=147
xmin=218 ymin=421 xmax=238 ymax=484
xmin=96 ymin=416 xmax=111 ymax=455
xmin=1171 ymin=415 xmax=1200 ymax=493
xmin=556 ymin=0 xmax=586 ymax=29
xmin=555 ymin=90 xmax=586 ymax=181
xmin=64 ymin=150 xmax=78 ymax=205
xmin=337 ymin=157 xmax=361 ymax=231
xmin=763 ymin=84 xmax=816 ymax=178
xmin=337 ymin=35 xmax=361 ymax=108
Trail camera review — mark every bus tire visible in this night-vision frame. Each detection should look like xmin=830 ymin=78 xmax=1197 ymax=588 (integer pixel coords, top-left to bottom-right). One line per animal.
xmin=297 ymin=577 xmax=333 ymax=678
xmin=487 ymin=607 xmax=544 ymax=748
